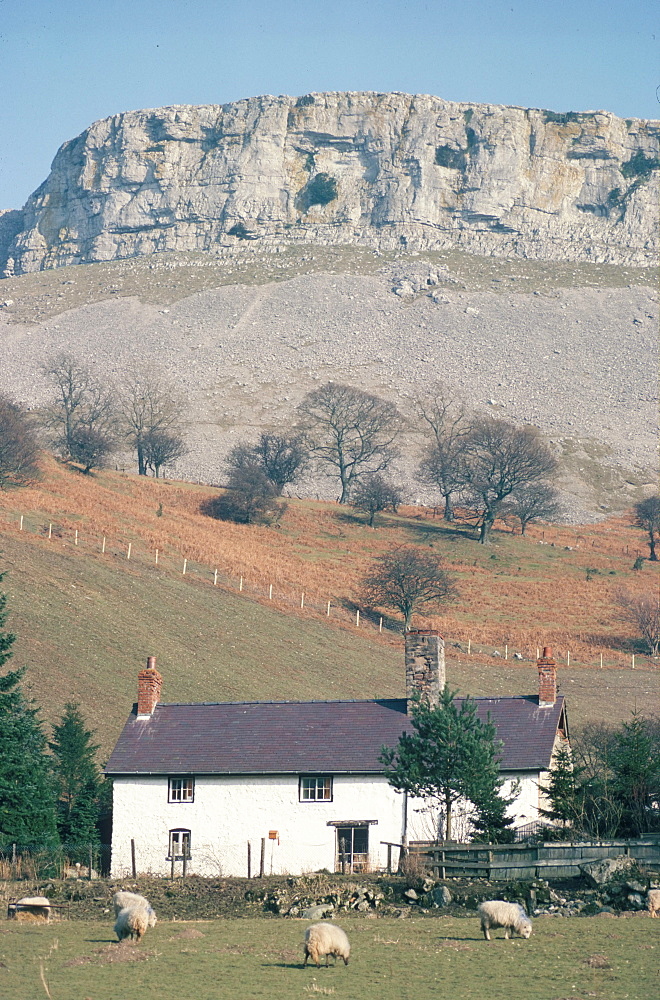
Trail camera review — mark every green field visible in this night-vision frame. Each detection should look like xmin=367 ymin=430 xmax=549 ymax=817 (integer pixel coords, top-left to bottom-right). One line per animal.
xmin=2 ymin=914 xmax=656 ymax=1000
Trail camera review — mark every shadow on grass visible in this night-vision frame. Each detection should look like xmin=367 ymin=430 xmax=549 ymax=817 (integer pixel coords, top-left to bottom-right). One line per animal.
xmin=262 ymin=961 xmax=307 ymax=969
xmin=84 ymin=938 xmax=119 ymax=944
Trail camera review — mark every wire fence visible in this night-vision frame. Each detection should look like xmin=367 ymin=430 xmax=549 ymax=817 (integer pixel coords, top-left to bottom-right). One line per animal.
xmin=2 ymin=509 xmax=656 ymax=671
xmin=0 ymin=842 xmax=111 ymax=880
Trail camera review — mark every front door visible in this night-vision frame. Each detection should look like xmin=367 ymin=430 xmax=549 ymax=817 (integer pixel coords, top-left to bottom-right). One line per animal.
xmin=336 ymin=825 xmax=369 ymax=873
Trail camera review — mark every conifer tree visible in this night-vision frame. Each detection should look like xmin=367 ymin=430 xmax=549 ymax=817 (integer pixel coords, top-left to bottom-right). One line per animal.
xmin=49 ymin=703 xmax=101 ymax=846
xmin=380 ymin=686 xmax=512 ymax=842
xmin=0 ymin=571 xmax=58 ymax=846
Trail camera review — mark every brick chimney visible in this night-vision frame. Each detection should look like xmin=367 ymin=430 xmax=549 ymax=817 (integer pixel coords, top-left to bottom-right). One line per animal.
xmin=537 ymin=646 xmax=557 ymax=707
xmin=405 ymin=629 xmax=445 ymax=714
xmin=137 ymin=656 xmax=162 ymax=717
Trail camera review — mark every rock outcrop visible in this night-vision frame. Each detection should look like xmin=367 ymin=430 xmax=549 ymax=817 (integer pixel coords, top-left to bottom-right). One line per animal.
xmin=2 ymin=92 xmax=658 ymax=274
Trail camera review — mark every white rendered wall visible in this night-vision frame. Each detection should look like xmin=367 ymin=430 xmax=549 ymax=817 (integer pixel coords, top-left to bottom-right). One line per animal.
xmin=111 ymin=773 xmax=407 ymax=877
xmin=111 ymin=769 xmax=545 ymax=876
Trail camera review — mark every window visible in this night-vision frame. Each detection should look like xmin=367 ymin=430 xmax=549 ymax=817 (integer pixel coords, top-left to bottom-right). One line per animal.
xmin=299 ymin=776 xmax=333 ymax=802
xmin=336 ymin=825 xmax=369 ymax=873
xmin=168 ymin=777 xmax=194 ymax=803
xmin=168 ymin=829 xmax=191 ymax=860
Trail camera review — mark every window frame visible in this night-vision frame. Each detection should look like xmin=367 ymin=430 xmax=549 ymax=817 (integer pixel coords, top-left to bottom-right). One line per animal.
xmin=168 ymin=776 xmax=195 ymax=803
xmin=299 ymin=775 xmax=333 ymax=803
xmin=167 ymin=828 xmax=191 ymax=860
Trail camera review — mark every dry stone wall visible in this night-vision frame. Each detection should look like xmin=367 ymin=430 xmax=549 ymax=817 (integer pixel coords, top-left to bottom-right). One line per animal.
xmin=3 ymin=92 xmax=658 ymax=274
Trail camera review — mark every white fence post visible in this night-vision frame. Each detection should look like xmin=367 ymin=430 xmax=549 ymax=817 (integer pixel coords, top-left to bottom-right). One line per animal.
xmin=379 ymin=617 xmax=383 ymax=633
xmin=269 ymin=584 xmax=273 ymax=600
xmin=127 ymin=543 xmax=131 ymax=560
xmin=327 ymin=601 xmax=331 ymax=616
xmin=300 ymin=592 xmax=305 ymax=609
xmin=214 ymin=569 xmax=218 ymax=586
xmin=48 ymin=523 xmax=52 ymax=540
xmin=19 ymin=515 xmax=23 ymax=531
xmin=155 ymin=548 xmax=159 ymax=564
xmin=102 ymin=536 xmax=106 ymax=553
xmin=75 ymin=529 xmax=78 ymax=546
xmin=356 ymin=609 xmax=360 ymax=627
xmin=239 ymin=576 xmax=243 ymax=592
xmin=182 ymin=558 xmax=187 ymax=575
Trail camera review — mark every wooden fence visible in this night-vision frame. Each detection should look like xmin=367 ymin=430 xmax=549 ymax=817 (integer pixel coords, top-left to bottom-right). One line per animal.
xmin=408 ymin=836 xmax=660 ymax=880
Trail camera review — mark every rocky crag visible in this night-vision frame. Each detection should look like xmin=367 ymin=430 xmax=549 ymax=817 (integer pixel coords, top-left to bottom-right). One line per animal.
xmin=2 ymin=92 xmax=658 ymax=275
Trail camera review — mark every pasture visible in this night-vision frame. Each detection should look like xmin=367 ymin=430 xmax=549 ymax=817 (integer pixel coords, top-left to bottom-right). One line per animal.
xmin=1 ymin=914 xmax=656 ymax=1000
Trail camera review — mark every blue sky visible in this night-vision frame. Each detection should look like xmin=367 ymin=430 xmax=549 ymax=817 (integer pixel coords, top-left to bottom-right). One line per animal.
xmin=0 ymin=0 xmax=657 ymax=209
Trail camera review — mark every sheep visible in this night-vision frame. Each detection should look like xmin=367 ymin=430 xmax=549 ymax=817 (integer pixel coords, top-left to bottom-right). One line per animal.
xmin=647 ymin=889 xmax=660 ymax=918
xmin=114 ymin=905 xmax=150 ymax=944
xmin=112 ymin=891 xmax=157 ymax=927
xmin=303 ymin=922 xmax=350 ymax=968
xmin=478 ymin=900 xmax=533 ymax=941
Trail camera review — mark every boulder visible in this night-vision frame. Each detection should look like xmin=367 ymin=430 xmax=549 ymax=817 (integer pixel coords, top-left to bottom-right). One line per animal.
xmin=579 ymin=856 xmax=640 ymax=888
xmin=429 ymin=886 xmax=452 ymax=908
xmin=300 ymin=904 xmax=334 ymax=920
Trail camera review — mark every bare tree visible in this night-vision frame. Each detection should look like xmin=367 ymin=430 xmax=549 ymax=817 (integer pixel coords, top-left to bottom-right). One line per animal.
xmin=67 ymin=426 xmax=115 ymax=474
xmin=202 ymin=465 xmax=284 ymax=525
xmin=361 ymin=546 xmax=457 ymax=629
xmin=253 ymin=433 xmax=308 ymax=494
xmin=120 ymin=371 xmax=186 ymax=476
xmin=226 ymin=433 xmax=308 ymax=495
xmin=351 ymin=474 xmax=403 ymax=527
xmin=298 ymin=383 xmax=402 ymax=503
xmin=633 ymin=495 xmax=660 ymax=561
xmin=461 ymin=417 xmax=558 ymax=544
xmin=0 ymin=395 xmax=40 ymax=489
xmin=614 ymin=588 xmax=660 ymax=656
xmin=143 ymin=430 xmax=187 ymax=479
xmin=414 ymin=384 xmax=470 ymax=521
xmin=43 ymin=353 xmax=117 ymax=462
xmin=505 ymin=482 xmax=564 ymax=535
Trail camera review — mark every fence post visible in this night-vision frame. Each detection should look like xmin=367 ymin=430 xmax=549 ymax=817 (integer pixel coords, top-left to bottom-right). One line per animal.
xmin=379 ymin=617 xmax=383 ymax=633
xmin=600 ymin=653 xmax=603 ymax=668
xmin=182 ymin=558 xmax=187 ymax=575
xmin=19 ymin=515 xmax=23 ymax=531
xmin=155 ymin=548 xmax=159 ymax=565
xmin=387 ymin=844 xmax=392 ymax=873
xmin=131 ymin=839 xmax=137 ymax=878
xmin=567 ymin=651 xmax=570 ymax=666
xmin=327 ymin=601 xmax=331 ymax=616
xmin=89 ymin=844 xmax=93 ymax=880
xmin=102 ymin=536 xmax=106 ymax=553
xmin=48 ymin=523 xmax=52 ymax=540
xmin=356 ymin=609 xmax=360 ymax=627
xmin=269 ymin=584 xmax=273 ymax=600
xmin=467 ymin=639 xmax=471 ymax=655
xmin=260 ymin=838 xmax=266 ymax=877
xmin=632 ymin=654 xmax=635 ymax=669
xmin=300 ymin=592 xmax=304 ymax=609
xmin=75 ymin=529 xmax=78 ymax=546
xmin=214 ymin=569 xmax=218 ymax=586
xmin=239 ymin=576 xmax=243 ymax=592
xmin=127 ymin=543 xmax=131 ymax=560
xmin=247 ymin=841 xmax=252 ymax=879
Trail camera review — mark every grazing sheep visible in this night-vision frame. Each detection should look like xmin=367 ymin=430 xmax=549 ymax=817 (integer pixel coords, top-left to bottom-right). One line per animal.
xmin=13 ymin=896 xmax=51 ymax=922
xmin=112 ymin=891 xmax=157 ymax=927
xmin=114 ymin=905 xmax=150 ymax=944
xmin=647 ymin=889 xmax=660 ymax=918
xmin=303 ymin=922 xmax=350 ymax=968
xmin=478 ymin=900 xmax=533 ymax=941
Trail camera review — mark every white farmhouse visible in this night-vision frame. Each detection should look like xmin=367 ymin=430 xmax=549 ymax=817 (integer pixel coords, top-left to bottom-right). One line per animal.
xmin=105 ymin=632 xmax=567 ymax=877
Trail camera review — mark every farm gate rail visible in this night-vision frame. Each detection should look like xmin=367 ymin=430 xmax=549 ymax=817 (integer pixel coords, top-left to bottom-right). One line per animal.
xmin=408 ymin=836 xmax=660 ymax=880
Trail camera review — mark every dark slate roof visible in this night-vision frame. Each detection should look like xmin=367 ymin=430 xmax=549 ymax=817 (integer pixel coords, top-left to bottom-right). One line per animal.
xmin=105 ymin=695 xmax=565 ymax=776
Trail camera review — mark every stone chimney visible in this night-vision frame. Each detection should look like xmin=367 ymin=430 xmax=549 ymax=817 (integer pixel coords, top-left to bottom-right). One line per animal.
xmin=537 ymin=647 xmax=557 ymax=707
xmin=137 ymin=656 xmax=162 ymax=717
xmin=405 ymin=629 xmax=445 ymax=714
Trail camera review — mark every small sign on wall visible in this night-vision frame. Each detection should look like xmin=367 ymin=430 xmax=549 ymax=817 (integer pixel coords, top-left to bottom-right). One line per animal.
xmin=269 ymin=830 xmax=279 ymax=843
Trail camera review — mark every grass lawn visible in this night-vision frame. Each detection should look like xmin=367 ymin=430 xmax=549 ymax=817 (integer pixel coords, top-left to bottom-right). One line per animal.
xmin=2 ymin=914 xmax=656 ymax=1000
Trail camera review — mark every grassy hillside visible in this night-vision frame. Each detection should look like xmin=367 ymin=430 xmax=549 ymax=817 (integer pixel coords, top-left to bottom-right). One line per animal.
xmin=0 ymin=456 xmax=657 ymax=755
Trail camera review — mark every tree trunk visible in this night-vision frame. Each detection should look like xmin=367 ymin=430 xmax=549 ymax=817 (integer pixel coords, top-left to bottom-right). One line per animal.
xmin=137 ymin=440 xmax=146 ymax=476
xmin=445 ymin=792 xmax=453 ymax=842
xmin=649 ymin=533 xmax=657 ymax=560
xmin=479 ymin=516 xmax=494 ymax=544
xmin=443 ymin=494 xmax=455 ymax=522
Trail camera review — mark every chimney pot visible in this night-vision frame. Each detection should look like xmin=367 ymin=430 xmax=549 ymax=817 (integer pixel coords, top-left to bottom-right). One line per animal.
xmin=137 ymin=656 xmax=163 ymax=717
xmin=405 ymin=629 xmax=445 ymax=714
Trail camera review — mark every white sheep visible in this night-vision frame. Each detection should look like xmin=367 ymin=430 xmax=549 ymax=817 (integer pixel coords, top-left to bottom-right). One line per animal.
xmin=303 ymin=922 xmax=351 ymax=968
xmin=478 ymin=900 xmax=533 ymax=941
xmin=112 ymin=891 xmax=157 ymax=927
xmin=647 ymin=889 xmax=660 ymax=917
xmin=114 ymin=905 xmax=150 ymax=944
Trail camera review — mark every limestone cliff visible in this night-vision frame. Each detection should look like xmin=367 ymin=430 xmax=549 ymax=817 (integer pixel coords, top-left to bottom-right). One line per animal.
xmin=3 ymin=92 xmax=659 ymax=274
